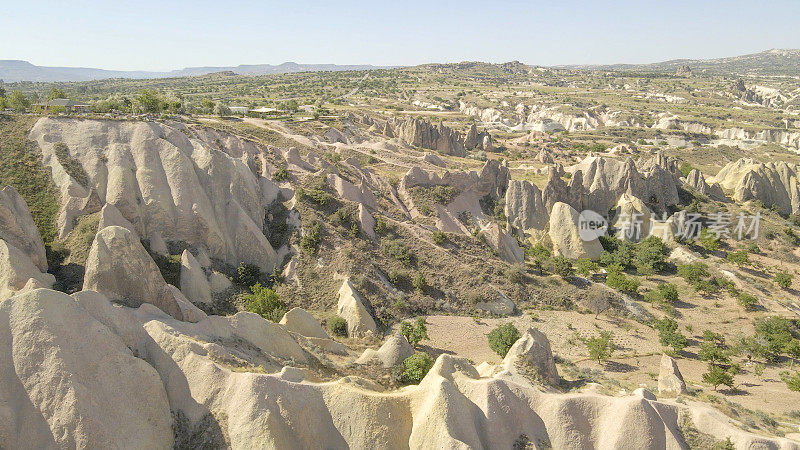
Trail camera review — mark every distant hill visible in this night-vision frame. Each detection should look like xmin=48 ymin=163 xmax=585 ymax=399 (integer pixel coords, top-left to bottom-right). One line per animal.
xmin=0 ymin=60 xmax=392 ymax=83
xmin=559 ymin=49 xmax=800 ymax=76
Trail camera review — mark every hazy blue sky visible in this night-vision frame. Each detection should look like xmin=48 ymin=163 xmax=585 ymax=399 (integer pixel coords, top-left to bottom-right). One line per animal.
xmin=1 ymin=0 xmax=798 ymax=70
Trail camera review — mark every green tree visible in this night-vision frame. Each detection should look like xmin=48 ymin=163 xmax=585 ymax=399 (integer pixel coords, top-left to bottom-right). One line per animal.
xmin=586 ymin=331 xmax=616 ymax=364
xmin=781 ymin=371 xmax=800 ymax=391
xmin=726 ymin=250 xmax=750 ymax=267
xmin=575 ymin=258 xmax=599 ymax=276
xmin=653 ymin=317 xmax=688 ymax=354
xmin=135 ymin=89 xmax=163 ymax=113
xmin=551 ymin=255 xmax=574 ymax=279
xmin=677 ymin=262 xmax=710 ymax=284
xmin=235 ymin=262 xmax=262 ymax=287
xmin=487 ymin=323 xmax=521 ymax=358
xmin=775 ymin=272 xmax=793 ymax=290
xmin=398 ymin=352 xmax=434 ymax=384
xmin=432 ymin=230 xmax=446 ymax=245
xmin=328 ymin=316 xmax=348 ymax=337
xmin=633 ymin=236 xmax=669 ymax=275
xmin=8 ymin=91 xmax=30 ymax=111
xmin=754 ymin=316 xmax=795 ymax=360
xmin=606 ymin=270 xmax=640 ymax=294
xmin=47 ymin=87 xmax=66 ymax=100
xmin=243 ymin=283 xmax=287 ymax=322
xmin=412 ymin=271 xmax=428 ymax=292
xmin=702 ymin=363 xmax=734 ymax=391
xmin=400 ymin=317 xmax=429 ymax=347
xmin=737 ymin=293 xmax=758 ymax=311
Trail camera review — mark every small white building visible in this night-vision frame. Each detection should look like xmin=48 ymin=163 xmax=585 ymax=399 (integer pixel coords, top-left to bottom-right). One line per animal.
xmin=229 ymin=106 xmax=249 ymax=115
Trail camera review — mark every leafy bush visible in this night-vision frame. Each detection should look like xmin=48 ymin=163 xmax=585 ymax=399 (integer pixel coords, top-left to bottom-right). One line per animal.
xmin=235 ymin=262 xmax=262 ymax=287
xmin=586 ymin=331 xmax=616 ymax=364
xmin=633 ymin=236 xmax=669 ymax=275
xmin=388 ymin=269 xmax=409 ymax=286
xmin=737 ymin=293 xmax=758 ymax=311
xmin=328 ymin=316 xmax=348 ymax=337
xmin=677 ymin=262 xmax=710 ymax=284
xmin=645 ymin=283 xmax=679 ymax=305
xmin=400 ymin=317 xmax=429 ymax=347
xmin=781 ymin=371 xmax=800 ymax=392
xmin=698 ymin=342 xmax=730 ymax=364
xmin=432 ymin=230 xmax=446 ymax=245
xmin=702 ymin=363 xmax=735 ymax=391
xmin=605 ymin=270 xmax=640 ymax=294
xmin=397 ymin=352 xmax=434 ymax=384
xmin=300 ymin=221 xmax=322 ymax=254
xmin=698 ymin=228 xmax=720 ymax=252
xmin=575 ymin=258 xmax=599 ymax=276
xmin=382 ymin=239 xmax=415 ymax=266
xmin=296 ymin=187 xmax=334 ymax=207
xmin=243 ymin=284 xmax=287 ymax=322
xmin=653 ymin=317 xmax=687 ymax=354
xmin=775 ymin=272 xmax=793 ymax=290
xmin=487 ymin=323 xmax=521 ymax=358
xmin=754 ymin=316 xmax=798 ymax=360
xmin=551 ymin=256 xmax=574 ymax=279
xmin=726 ymin=250 xmax=750 ymax=267
xmin=412 ymin=271 xmax=428 ymax=292
xmin=271 ymin=167 xmax=290 ymax=182
xmin=374 ymin=216 xmax=394 ymax=236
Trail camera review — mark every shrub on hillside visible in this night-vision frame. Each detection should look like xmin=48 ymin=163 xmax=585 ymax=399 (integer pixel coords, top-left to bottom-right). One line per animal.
xmin=487 ymin=323 xmax=521 ymax=358
xmin=775 ymin=272 xmax=793 ymax=290
xmin=605 ymin=270 xmax=640 ymax=294
xmin=394 ymin=352 xmax=435 ymax=384
xmin=328 ymin=316 xmax=348 ymax=337
xmin=243 ymin=284 xmax=287 ymax=323
xmin=400 ymin=317 xmax=429 ymax=347
xmin=235 ymin=262 xmax=262 ymax=287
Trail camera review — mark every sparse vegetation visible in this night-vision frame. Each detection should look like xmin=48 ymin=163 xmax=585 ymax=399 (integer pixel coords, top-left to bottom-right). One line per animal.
xmin=487 ymin=323 xmax=521 ymax=358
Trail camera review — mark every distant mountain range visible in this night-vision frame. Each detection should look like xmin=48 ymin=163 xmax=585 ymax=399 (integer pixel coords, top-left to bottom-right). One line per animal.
xmin=559 ymin=49 xmax=800 ymax=76
xmin=3 ymin=49 xmax=799 ymax=83
xmin=0 ymin=60 xmax=393 ymax=83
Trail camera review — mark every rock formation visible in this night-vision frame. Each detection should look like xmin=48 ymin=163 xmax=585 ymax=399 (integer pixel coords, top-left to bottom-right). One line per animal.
xmin=548 ymin=202 xmax=603 ymax=260
xmin=279 ymin=307 xmax=330 ymax=339
xmin=712 ymin=158 xmax=800 ymax=216
xmin=505 ymin=179 xmax=548 ymax=236
xmin=0 ymin=239 xmax=55 ymax=299
xmin=83 ymin=226 xmax=204 ymax=322
xmin=180 ymin=249 xmax=212 ymax=306
xmin=685 ymin=168 xmax=727 ymax=201
xmin=613 ymin=193 xmax=652 ymax=242
xmin=658 ymin=354 xmax=687 ymax=396
xmin=29 ymin=117 xmax=280 ymax=273
xmin=337 ymin=278 xmax=377 ymax=338
xmin=356 ymin=332 xmax=414 ymax=368
xmin=500 ymin=328 xmax=559 ymax=385
xmin=0 ymin=186 xmax=48 ymax=272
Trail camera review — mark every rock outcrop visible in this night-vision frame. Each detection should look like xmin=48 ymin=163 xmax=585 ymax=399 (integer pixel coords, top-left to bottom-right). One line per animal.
xmin=712 ymin=158 xmax=800 ymax=216
xmin=658 ymin=354 xmax=687 ymax=396
xmin=685 ymin=169 xmax=726 ymax=201
xmin=0 ymin=289 xmax=173 ymax=448
xmin=97 ymin=202 xmax=137 ymax=237
xmin=613 ymin=193 xmax=652 ymax=242
xmin=0 ymin=286 xmax=794 ymax=449
xmin=548 ymin=202 xmax=603 ymax=260
xmin=395 ymin=117 xmax=466 ymax=156
xmin=180 ymin=249 xmax=212 ymax=306
xmin=0 ymin=239 xmax=55 ymax=299
xmin=336 ymin=278 xmax=377 ymax=338
xmin=0 ymin=186 xmax=48 ymax=272
xmin=29 ymin=118 xmax=279 ymax=273
xmin=355 ymin=332 xmax=414 ymax=368
xmin=482 ymin=223 xmax=524 ymax=263
xmin=500 ymin=328 xmax=559 ymax=385
xmin=83 ymin=226 xmax=204 ymax=322
xmin=505 ymin=179 xmax=548 ymax=236
xmin=279 ymin=307 xmax=330 ymax=339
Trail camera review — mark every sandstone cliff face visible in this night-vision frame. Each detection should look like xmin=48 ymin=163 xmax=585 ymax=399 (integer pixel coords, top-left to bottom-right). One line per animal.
xmin=83 ymin=225 xmax=204 ymax=322
xmin=29 ymin=117 xmax=279 ymax=273
xmin=548 ymin=202 xmax=603 ymax=260
xmin=0 ymin=186 xmax=48 ymax=272
xmin=505 ymin=179 xmax=547 ymax=236
xmin=685 ymin=168 xmax=726 ymax=201
xmin=2 ymin=287 xmax=793 ymax=449
xmin=713 ymin=158 xmax=800 ymax=216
